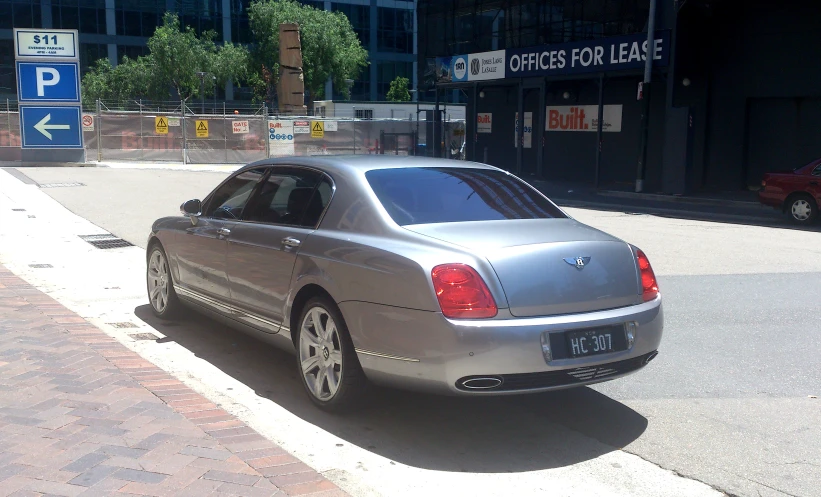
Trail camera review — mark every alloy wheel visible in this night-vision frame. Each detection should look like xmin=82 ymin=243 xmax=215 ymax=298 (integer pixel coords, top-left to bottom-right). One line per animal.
xmin=299 ymin=306 xmax=343 ymax=401
xmin=147 ymin=249 xmax=170 ymax=313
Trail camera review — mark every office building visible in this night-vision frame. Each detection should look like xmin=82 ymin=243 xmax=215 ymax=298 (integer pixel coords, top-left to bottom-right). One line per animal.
xmin=0 ymin=0 xmax=416 ymax=102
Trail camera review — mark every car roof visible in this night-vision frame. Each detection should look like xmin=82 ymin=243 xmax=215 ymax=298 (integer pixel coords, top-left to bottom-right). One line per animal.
xmin=242 ymin=155 xmax=501 ymax=177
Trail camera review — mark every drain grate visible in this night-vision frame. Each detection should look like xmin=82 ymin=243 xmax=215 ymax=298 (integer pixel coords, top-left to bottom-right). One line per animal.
xmin=129 ymin=333 xmax=159 ymax=341
xmin=88 ymin=239 xmax=133 ymax=249
xmin=79 ymin=234 xmax=133 ymax=250
xmin=80 ymin=234 xmax=119 ymax=241
xmin=108 ymin=322 xmax=138 ymax=329
xmin=38 ymin=182 xmax=85 ymax=188
xmin=29 ymin=264 xmax=53 ymax=268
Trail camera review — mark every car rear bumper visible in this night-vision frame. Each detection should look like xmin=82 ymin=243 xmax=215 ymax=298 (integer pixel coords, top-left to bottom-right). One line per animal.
xmin=758 ymin=190 xmax=784 ymax=209
xmin=340 ymin=297 xmax=663 ymax=395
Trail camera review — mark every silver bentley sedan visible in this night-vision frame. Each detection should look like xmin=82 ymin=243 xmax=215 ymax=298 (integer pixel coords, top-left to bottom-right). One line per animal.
xmin=146 ymin=156 xmax=663 ymax=411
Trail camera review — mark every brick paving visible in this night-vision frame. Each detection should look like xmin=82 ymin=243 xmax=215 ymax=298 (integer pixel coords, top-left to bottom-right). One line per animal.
xmin=0 ymin=265 xmax=348 ymax=497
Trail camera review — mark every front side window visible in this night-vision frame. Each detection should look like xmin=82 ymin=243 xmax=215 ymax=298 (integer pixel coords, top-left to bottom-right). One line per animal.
xmin=205 ymin=168 xmax=266 ymax=220
xmin=243 ymin=168 xmax=331 ymax=228
xmin=812 ymin=164 xmax=821 ymax=176
xmin=366 ymin=167 xmax=566 ymax=226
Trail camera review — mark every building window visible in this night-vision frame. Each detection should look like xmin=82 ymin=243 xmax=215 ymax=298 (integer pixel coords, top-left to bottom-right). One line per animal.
xmin=1 ymin=0 xmax=42 ymax=29
xmin=376 ymin=61 xmax=413 ymax=101
xmin=332 ymin=3 xmax=370 ymax=48
xmin=0 ymin=39 xmax=14 ymax=95
xmin=231 ymin=0 xmax=252 ymax=44
xmin=297 ymin=0 xmax=324 ymax=10
xmin=377 ymin=7 xmax=413 ymax=53
xmin=80 ymin=43 xmax=107 ymax=72
xmin=117 ymin=44 xmax=148 ymax=62
xmin=355 ymin=108 xmax=373 ymax=120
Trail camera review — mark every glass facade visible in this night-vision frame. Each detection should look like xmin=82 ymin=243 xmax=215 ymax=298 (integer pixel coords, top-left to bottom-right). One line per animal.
xmin=376 ymin=61 xmax=413 ymax=100
xmin=50 ymin=0 xmax=107 ymax=34
xmin=0 ymin=0 xmax=417 ymax=101
xmin=419 ymin=0 xmax=650 ymax=57
xmin=0 ymin=0 xmax=42 ymax=30
xmin=377 ymin=7 xmax=413 ymax=53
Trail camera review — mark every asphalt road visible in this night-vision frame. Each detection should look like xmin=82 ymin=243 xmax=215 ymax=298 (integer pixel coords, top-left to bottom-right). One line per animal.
xmin=6 ymin=166 xmax=821 ymax=497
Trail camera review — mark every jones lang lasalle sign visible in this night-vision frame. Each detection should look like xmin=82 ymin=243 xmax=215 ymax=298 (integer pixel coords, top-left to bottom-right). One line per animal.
xmin=507 ymin=31 xmax=670 ymax=78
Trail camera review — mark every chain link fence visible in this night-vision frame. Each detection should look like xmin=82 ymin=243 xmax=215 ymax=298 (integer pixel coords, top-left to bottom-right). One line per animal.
xmin=0 ymin=99 xmax=465 ymax=163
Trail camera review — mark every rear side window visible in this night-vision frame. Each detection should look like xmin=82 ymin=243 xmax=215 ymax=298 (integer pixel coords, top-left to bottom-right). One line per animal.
xmin=366 ymin=167 xmax=566 ymax=226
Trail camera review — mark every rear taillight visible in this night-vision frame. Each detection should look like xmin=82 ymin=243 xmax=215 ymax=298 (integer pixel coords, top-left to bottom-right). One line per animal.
xmin=431 ymin=264 xmax=497 ymax=319
xmin=636 ymin=250 xmax=659 ymax=302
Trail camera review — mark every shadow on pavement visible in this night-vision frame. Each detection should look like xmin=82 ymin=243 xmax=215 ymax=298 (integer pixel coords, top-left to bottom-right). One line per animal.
xmin=134 ymin=304 xmax=648 ymax=473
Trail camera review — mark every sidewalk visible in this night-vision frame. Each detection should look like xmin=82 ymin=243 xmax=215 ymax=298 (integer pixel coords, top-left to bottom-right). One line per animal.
xmin=528 ymin=178 xmax=785 ymax=225
xmin=0 ymin=264 xmax=346 ymax=497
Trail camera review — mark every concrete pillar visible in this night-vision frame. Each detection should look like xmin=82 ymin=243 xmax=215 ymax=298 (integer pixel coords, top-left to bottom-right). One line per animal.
xmin=413 ymin=0 xmax=418 ymax=96
xmin=41 ymin=0 xmax=53 ymax=28
xmin=324 ymin=1 xmax=333 ymax=99
xmin=222 ymin=0 xmax=233 ymax=100
xmin=369 ymin=0 xmax=378 ymax=101
xmin=106 ymin=0 xmax=117 ymax=65
xmin=492 ymin=13 xmax=500 ymax=51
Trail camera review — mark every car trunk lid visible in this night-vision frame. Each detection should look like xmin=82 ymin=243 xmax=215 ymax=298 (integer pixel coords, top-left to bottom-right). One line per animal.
xmin=405 ymin=219 xmax=641 ymax=317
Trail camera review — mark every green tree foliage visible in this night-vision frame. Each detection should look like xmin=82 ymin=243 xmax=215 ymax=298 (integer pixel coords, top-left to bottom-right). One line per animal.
xmin=386 ymin=76 xmax=411 ymax=102
xmin=81 ymin=13 xmax=250 ymax=103
xmin=248 ymin=0 xmax=368 ymax=104
xmin=81 ymin=57 xmax=158 ymax=103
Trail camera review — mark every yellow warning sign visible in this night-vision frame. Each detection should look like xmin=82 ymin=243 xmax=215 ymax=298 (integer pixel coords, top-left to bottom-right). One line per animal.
xmin=196 ymin=120 xmax=209 ymax=138
xmin=310 ymin=120 xmax=324 ymax=138
xmin=155 ymin=116 xmax=168 ymax=135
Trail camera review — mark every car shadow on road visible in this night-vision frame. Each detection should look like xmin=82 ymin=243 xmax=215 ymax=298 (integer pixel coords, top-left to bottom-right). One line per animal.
xmin=134 ymin=304 xmax=648 ymax=473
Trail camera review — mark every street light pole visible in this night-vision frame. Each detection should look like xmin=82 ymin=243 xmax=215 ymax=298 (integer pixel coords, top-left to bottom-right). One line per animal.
xmin=196 ymin=71 xmax=207 ymax=114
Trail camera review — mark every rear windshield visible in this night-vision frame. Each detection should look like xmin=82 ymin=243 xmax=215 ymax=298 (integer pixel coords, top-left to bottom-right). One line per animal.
xmin=365 ymin=167 xmax=566 ymax=226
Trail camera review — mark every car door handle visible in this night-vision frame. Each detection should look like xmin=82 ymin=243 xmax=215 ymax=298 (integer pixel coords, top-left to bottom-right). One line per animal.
xmin=810 ymin=181 xmax=818 ymax=185
xmin=217 ymin=228 xmax=231 ymax=237
xmin=281 ymin=237 xmax=301 ymax=248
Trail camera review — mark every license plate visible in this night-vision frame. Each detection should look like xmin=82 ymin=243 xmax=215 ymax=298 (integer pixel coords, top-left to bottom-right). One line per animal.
xmin=566 ymin=327 xmax=622 ymax=358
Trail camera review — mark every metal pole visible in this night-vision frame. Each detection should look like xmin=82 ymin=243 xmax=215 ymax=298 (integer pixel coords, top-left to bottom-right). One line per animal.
xmin=537 ymin=80 xmax=546 ymax=177
xmin=635 ymin=0 xmax=657 ymax=192
xmin=352 ymin=106 xmax=356 ymax=155
xmin=434 ymin=88 xmax=441 ymax=158
xmin=181 ymin=99 xmax=187 ymax=164
xmin=263 ymin=103 xmax=270 ymax=158
xmin=96 ymin=99 xmax=102 ymax=162
xmin=200 ymin=76 xmax=205 ymax=114
xmin=224 ymin=99 xmax=228 ymax=163
xmin=471 ymin=83 xmax=477 ymax=162
xmin=595 ymin=75 xmax=605 ymax=189
xmin=139 ymin=99 xmax=144 ymax=160
xmin=6 ymin=99 xmax=11 ymax=149
xmin=516 ymin=81 xmax=524 ymax=174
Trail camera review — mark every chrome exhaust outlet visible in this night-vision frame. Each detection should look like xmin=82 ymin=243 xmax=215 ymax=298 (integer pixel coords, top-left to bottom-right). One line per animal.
xmin=460 ymin=377 xmax=503 ymax=390
xmin=644 ymin=351 xmax=659 ymax=365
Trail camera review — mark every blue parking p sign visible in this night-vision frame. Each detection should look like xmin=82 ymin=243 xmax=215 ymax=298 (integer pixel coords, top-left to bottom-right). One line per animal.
xmin=16 ymin=61 xmax=81 ymax=103
xmin=20 ymin=106 xmax=83 ymax=149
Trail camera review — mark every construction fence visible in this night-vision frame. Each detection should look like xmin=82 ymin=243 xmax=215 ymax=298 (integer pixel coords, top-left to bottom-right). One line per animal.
xmin=0 ymin=100 xmax=467 ymax=164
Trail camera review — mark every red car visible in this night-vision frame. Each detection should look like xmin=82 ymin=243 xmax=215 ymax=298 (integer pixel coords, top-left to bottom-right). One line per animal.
xmin=759 ymin=159 xmax=821 ymax=224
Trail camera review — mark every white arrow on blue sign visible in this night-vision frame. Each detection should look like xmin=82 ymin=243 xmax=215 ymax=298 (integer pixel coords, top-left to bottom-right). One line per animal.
xmin=16 ymin=61 xmax=81 ymax=103
xmin=20 ymin=106 xmax=83 ymax=149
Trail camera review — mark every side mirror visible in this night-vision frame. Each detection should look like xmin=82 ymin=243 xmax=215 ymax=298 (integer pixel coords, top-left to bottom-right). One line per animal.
xmin=180 ymin=199 xmax=202 ymax=217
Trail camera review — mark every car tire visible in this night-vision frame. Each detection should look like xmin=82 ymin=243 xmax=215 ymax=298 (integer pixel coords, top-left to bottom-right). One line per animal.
xmin=296 ymin=296 xmax=367 ymax=412
xmin=146 ymin=243 xmax=182 ymax=320
xmin=786 ymin=193 xmax=818 ymax=224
